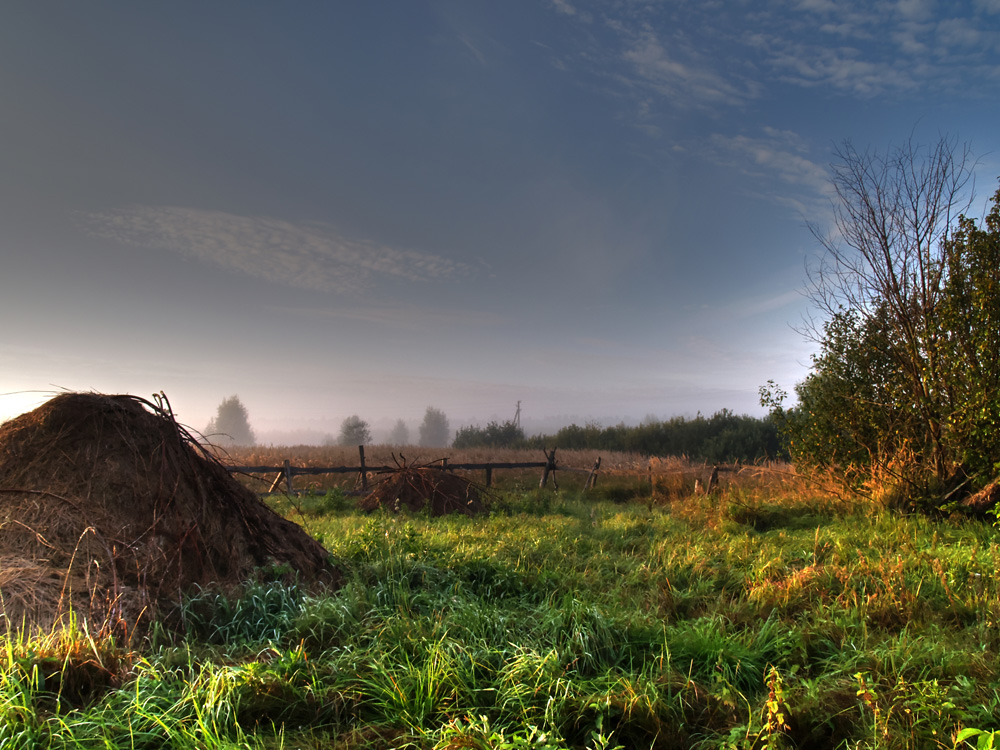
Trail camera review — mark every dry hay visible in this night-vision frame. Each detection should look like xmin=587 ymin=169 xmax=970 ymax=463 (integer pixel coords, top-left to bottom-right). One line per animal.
xmin=359 ymin=462 xmax=492 ymax=517
xmin=961 ymin=481 xmax=1000 ymax=517
xmin=0 ymin=392 xmax=337 ymax=636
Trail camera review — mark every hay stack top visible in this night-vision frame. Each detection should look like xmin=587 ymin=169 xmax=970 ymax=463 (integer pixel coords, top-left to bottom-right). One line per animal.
xmin=0 ymin=393 xmax=336 ymax=634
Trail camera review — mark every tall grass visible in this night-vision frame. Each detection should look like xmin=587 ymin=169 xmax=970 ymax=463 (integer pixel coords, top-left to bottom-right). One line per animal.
xmin=2 ymin=477 xmax=999 ymax=748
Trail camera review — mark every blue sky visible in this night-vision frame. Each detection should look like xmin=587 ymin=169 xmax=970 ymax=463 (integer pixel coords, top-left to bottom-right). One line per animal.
xmin=2 ymin=1 xmax=999 ymax=441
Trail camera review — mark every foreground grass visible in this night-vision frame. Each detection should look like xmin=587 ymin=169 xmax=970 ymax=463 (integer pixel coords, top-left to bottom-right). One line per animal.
xmin=2 ymin=483 xmax=1000 ymax=748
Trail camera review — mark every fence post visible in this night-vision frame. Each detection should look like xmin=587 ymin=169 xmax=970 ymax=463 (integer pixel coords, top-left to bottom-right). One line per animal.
xmin=267 ymin=471 xmax=285 ymax=494
xmin=539 ymin=448 xmax=558 ymax=490
xmin=584 ymin=457 xmax=601 ymax=490
xmin=358 ymin=445 xmax=368 ymax=491
xmin=485 ymin=465 xmax=493 ymax=487
xmin=283 ymin=459 xmax=293 ymax=494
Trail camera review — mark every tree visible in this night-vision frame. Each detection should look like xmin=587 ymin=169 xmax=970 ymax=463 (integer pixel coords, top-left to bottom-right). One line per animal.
xmin=205 ymin=395 xmax=255 ymax=445
xmin=453 ymin=419 xmax=525 ymax=449
xmin=386 ymin=419 xmax=410 ymax=445
xmin=418 ymin=406 xmax=450 ymax=448
xmin=768 ymin=135 xmax=1000 ymax=502
xmin=803 ymin=135 xmax=975 ymax=483
xmin=763 ymin=306 xmax=914 ymax=482
xmin=338 ymin=415 xmax=372 ymax=446
xmin=937 ymin=183 xmax=1000 ymax=478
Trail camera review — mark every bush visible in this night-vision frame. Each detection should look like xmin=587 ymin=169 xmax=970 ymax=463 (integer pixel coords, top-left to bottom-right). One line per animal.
xmin=453 ymin=420 xmax=526 ymax=449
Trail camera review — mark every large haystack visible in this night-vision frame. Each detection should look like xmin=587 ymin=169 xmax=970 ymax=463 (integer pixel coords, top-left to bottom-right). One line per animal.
xmin=0 ymin=393 xmax=337 ymax=635
xmin=359 ymin=465 xmax=491 ymax=516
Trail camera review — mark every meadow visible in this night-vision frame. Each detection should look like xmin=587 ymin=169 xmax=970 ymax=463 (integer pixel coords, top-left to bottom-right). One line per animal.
xmin=1 ymin=454 xmax=999 ymax=749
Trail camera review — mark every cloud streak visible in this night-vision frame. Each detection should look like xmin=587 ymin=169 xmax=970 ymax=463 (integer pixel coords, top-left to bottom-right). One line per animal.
xmin=705 ymin=127 xmax=835 ymax=219
xmin=620 ymin=28 xmax=762 ymax=108
xmin=556 ymin=0 xmax=1000 ymax=116
xmin=80 ymin=206 xmax=475 ymax=294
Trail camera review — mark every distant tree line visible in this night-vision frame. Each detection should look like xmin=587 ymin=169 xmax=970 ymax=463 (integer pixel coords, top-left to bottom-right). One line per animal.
xmin=452 ymin=411 xmax=782 ymax=461
xmin=319 ymin=407 xmax=450 ymax=447
xmin=524 ymin=410 xmax=784 ymax=463
xmin=453 ymin=420 xmax=526 ymax=449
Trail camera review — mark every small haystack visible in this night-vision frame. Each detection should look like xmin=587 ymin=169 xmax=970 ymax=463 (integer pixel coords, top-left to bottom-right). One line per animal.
xmin=359 ymin=463 xmax=491 ymax=516
xmin=961 ymin=481 xmax=1000 ymax=517
xmin=0 ymin=393 xmax=337 ymax=635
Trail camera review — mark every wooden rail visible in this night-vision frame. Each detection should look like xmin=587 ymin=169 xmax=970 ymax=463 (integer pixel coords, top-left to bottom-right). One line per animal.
xmin=228 ymin=446 xmax=600 ymax=494
xmin=227 ymin=446 xmax=747 ymax=496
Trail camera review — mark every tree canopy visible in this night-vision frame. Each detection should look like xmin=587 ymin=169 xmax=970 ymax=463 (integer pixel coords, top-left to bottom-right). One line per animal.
xmin=418 ymin=407 xmax=450 ymax=448
xmin=527 ymin=411 xmax=783 ymax=464
xmin=453 ymin=420 xmax=526 ymax=450
xmin=764 ymin=134 xmax=1000 ymax=505
xmin=338 ymin=415 xmax=372 ymax=446
xmin=386 ymin=419 xmax=410 ymax=445
xmin=205 ymin=395 xmax=255 ymax=446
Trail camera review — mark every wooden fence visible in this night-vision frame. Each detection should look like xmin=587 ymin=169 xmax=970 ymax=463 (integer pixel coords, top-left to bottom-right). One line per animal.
xmin=228 ymin=446 xmax=603 ymax=494
xmin=227 ymin=445 xmax=756 ymax=497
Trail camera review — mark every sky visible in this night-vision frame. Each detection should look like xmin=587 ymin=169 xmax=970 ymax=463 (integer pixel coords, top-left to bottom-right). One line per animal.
xmin=2 ymin=0 xmax=999 ymax=442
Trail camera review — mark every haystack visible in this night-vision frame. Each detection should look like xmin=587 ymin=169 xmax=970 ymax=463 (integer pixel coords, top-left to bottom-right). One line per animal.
xmin=0 ymin=393 xmax=337 ymax=635
xmin=359 ymin=465 xmax=490 ymax=517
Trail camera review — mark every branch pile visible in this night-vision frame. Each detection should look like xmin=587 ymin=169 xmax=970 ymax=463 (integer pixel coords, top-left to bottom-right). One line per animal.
xmin=359 ymin=459 xmax=492 ymax=516
xmin=0 ymin=392 xmax=337 ymax=635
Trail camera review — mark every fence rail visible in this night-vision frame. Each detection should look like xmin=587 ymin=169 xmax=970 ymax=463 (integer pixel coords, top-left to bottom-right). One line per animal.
xmin=227 ymin=446 xmax=746 ymax=495
xmin=227 ymin=446 xmax=600 ymax=493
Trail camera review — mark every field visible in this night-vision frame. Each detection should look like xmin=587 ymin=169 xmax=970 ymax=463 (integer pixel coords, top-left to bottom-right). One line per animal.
xmin=2 ymin=450 xmax=999 ymax=749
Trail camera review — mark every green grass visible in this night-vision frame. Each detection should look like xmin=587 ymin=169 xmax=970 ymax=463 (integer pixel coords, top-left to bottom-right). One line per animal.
xmin=3 ymin=483 xmax=1000 ymax=748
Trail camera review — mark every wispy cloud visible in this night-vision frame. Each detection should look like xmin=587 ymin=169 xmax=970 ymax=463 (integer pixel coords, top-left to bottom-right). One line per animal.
xmin=555 ymin=0 xmax=1000 ymax=115
xmin=763 ymin=42 xmax=923 ymax=96
xmin=550 ymin=0 xmax=578 ymax=17
xmin=754 ymin=0 xmax=1000 ymax=96
xmin=457 ymin=33 xmax=488 ymax=66
xmin=80 ymin=206 xmax=475 ymax=294
xmin=706 ymin=127 xmax=834 ymax=217
xmin=621 ymin=29 xmax=762 ymax=108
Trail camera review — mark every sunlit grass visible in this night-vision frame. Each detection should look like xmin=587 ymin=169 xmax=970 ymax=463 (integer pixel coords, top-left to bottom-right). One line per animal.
xmin=2 ymin=477 xmax=1000 ymax=748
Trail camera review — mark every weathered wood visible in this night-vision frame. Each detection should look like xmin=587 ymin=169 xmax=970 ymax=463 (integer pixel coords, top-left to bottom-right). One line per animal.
xmin=584 ymin=457 xmax=601 ymax=490
xmin=230 ymin=461 xmax=549 ymax=475
xmin=267 ymin=471 xmax=285 ymax=493
xmin=539 ymin=448 xmax=558 ymax=490
xmin=231 ymin=455 xmax=600 ymax=495
xmin=358 ymin=445 xmax=368 ymax=491
xmin=234 ymin=464 xmax=392 ymax=475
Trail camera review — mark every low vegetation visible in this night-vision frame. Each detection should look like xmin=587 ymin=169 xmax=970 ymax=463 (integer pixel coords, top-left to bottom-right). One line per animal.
xmin=1 ymin=468 xmax=998 ymax=749
xmin=526 ymin=411 xmax=784 ymax=464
